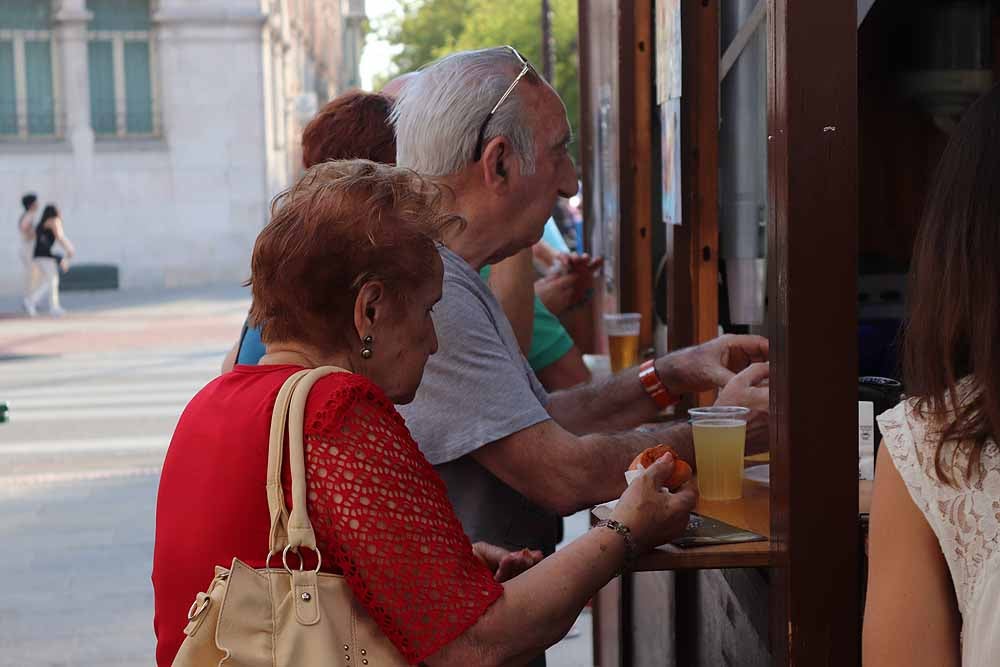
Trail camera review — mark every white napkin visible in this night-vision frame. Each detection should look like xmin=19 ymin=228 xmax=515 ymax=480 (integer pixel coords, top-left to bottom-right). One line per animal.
xmin=743 ymin=464 xmax=769 ymax=485
xmin=859 ymin=401 xmax=876 ymax=481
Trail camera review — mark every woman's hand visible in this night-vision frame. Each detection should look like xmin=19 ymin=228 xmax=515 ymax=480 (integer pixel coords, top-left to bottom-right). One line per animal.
xmin=564 ymin=253 xmax=602 ymax=305
xmin=532 ymin=240 xmax=562 ymax=271
xmin=563 ymin=253 xmax=603 ymax=275
xmin=536 ymin=253 xmax=603 ymax=315
xmin=609 ymin=452 xmax=698 ymax=552
xmin=472 ymin=542 xmax=544 ymax=582
xmin=535 ymin=273 xmax=577 ymax=316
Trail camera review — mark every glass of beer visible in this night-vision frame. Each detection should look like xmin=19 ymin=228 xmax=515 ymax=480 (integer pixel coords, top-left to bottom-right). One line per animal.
xmin=603 ymin=312 xmax=642 ymax=373
xmin=690 ymin=406 xmax=751 ymax=500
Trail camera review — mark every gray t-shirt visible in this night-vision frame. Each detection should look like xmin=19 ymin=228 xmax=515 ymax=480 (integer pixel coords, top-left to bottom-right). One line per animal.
xmin=399 ymin=246 xmax=562 ymax=552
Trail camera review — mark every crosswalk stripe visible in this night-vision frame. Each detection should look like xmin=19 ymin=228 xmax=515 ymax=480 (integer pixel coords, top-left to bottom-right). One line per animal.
xmin=5 ymin=392 xmax=197 ymax=409
xmin=1 ymin=351 xmax=221 ymax=366
xmin=3 ymin=380 xmax=210 ymax=398
xmin=1 ymin=360 xmax=218 ymax=376
xmin=0 ymin=339 xmax=232 ymax=487
xmin=2 ymin=367 xmax=218 ymax=389
xmin=0 ymin=347 xmax=227 ymax=361
xmin=0 ymin=466 xmax=161 ymax=494
xmin=0 ymin=435 xmax=168 ymax=455
xmin=8 ymin=405 xmax=185 ymax=422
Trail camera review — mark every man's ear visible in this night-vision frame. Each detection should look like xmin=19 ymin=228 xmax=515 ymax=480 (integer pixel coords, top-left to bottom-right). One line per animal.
xmin=480 ymin=137 xmax=512 ymax=192
xmin=353 ymin=281 xmax=386 ymax=337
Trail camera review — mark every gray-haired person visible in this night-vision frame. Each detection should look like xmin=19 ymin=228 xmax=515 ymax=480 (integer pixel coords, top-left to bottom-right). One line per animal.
xmin=393 ymin=47 xmax=769 ymax=664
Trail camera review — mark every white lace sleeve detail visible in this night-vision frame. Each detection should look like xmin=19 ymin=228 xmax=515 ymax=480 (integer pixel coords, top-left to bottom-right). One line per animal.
xmin=877 ymin=401 xmax=933 ymax=514
xmin=877 ymin=397 xmax=1000 ymax=617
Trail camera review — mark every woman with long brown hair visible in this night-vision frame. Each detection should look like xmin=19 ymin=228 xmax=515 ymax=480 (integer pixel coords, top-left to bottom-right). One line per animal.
xmin=864 ymin=85 xmax=1000 ymax=666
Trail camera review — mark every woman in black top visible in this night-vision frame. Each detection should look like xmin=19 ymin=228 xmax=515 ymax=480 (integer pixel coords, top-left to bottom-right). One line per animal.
xmin=24 ymin=204 xmax=75 ymax=317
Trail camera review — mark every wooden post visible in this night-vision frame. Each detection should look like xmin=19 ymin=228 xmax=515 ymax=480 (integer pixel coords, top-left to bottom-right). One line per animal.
xmin=673 ymin=0 xmax=719 ymax=407
xmin=541 ymin=0 xmax=555 ymax=82
xmin=618 ymin=0 xmax=656 ymax=352
xmin=578 ymin=4 xmax=624 ymax=660
xmin=767 ymin=1 xmax=859 ymax=664
xmin=577 ymin=0 xmax=596 ymax=259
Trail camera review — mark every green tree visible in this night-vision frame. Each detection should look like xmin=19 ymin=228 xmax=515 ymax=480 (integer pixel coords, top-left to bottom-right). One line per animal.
xmin=380 ymin=0 xmax=580 ymax=159
xmin=382 ymin=0 xmax=472 ymax=76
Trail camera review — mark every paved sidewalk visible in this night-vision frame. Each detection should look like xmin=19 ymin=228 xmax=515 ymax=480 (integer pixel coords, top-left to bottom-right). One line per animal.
xmin=0 ymin=475 xmax=158 ymax=667
xmin=0 ymin=285 xmax=251 ymax=357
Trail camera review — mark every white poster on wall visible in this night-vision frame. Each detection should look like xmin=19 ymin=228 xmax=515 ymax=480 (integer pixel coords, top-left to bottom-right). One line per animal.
xmin=656 ymin=0 xmax=682 ymax=225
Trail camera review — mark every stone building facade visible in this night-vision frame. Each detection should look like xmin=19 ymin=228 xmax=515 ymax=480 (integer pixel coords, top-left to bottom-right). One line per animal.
xmin=0 ymin=0 xmax=364 ymax=294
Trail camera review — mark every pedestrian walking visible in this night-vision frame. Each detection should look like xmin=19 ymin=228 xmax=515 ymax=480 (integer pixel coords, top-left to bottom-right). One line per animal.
xmin=17 ymin=193 xmax=40 ymax=311
xmin=24 ymin=204 xmax=75 ymax=317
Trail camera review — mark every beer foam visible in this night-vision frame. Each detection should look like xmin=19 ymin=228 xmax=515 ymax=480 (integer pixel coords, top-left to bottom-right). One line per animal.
xmin=692 ymin=418 xmax=746 ymax=428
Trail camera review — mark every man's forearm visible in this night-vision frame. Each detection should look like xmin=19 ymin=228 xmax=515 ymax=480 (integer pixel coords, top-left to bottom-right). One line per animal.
xmin=566 ymin=420 xmax=693 ymax=512
xmin=547 ymin=367 xmax=661 ymax=435
xmin=635 ymin=419 xmax=694 ymax=467
xmin=472 ymin=417 xmax=694 ymax=518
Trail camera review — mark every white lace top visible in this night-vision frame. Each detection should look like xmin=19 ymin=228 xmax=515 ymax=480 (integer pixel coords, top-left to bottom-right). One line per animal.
xmin=878 ymin=383 xmax=1000 ymax=666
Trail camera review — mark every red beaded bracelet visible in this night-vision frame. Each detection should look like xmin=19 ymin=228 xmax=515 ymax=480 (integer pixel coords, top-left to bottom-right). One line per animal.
xmin=638 ymin=359 xmax=679 ymax=410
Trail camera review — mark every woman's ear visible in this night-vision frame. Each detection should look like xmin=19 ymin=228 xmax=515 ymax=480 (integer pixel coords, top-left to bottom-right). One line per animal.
xmin=354 ymin=281 xmax=386 ymax=337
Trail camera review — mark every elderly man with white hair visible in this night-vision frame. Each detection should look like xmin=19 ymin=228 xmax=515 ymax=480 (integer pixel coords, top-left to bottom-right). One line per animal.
xmin=394 ymin=45 xmax=769 ymax=578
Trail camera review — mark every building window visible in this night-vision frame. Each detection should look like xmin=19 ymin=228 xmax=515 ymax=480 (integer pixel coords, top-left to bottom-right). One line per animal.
xmin=87 ymin=0 xmax=157 ymax=137
xmin=0 ymin=1 xmax=59 ymax=138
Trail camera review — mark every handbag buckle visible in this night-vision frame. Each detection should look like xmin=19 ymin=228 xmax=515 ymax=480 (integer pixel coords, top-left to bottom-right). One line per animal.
xmin=187 ymin=593 xmax=211 ymax=621
xmin=282 ymin=544 xmax=323 ymax=575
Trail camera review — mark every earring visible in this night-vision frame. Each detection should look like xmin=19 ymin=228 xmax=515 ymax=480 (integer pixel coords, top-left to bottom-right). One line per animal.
xmin=361 ymin=335 xmax=373 ymax=359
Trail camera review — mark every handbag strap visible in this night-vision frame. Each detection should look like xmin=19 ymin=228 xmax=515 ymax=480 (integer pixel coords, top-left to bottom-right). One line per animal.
xmin=266 ymin=369 xmax=311 ymax=553
xmin=266 ymin=366 xmax=347 ymax=555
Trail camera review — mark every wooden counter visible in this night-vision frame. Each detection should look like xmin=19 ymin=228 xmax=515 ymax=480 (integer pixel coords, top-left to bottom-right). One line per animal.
xmin=612 ymin=477 xmax=874 ymax=572
xmin=635 ymin=479 xmax=771 ymax=571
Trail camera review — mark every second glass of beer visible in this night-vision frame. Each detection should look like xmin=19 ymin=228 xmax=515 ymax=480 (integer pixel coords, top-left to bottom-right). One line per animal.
xmin=603 ymin=312 xmax=642 ymax=372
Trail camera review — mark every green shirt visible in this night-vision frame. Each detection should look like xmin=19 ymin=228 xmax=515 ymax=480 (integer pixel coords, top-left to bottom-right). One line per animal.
xmin=479 ymin=265 xmax=574 ymax=372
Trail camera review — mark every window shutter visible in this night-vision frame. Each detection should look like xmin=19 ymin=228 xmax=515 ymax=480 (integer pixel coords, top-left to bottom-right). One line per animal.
xmin=24 ymin=39 xmax=53 ymax=135
xmin=87 ymin=0 xmax=153 ymax=136
xmin=0 ymin=42 xmax=16 ymax=135
xmin=88 ymin=40 xmax=115 ymax=135
xmin=123 ymin=40 xmax=151 ymax=134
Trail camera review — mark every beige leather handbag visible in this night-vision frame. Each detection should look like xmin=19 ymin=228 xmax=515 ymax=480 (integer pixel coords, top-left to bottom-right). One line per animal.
xmin=173 ymin=367 xmax=409 ymax=667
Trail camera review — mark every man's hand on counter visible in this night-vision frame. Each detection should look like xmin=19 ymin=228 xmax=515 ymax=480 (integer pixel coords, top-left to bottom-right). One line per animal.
xmin=716 ymin=362 xmax=770 ymax=412
xmin=655 ymin=334 xmax=770 ymax=396
xmin=715 ymin=362 xmax=771 ymax=456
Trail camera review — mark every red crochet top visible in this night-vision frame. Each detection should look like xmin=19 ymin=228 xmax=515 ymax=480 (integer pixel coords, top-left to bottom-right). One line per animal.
xmin=153 ymin=365 xmax=503 ymax=666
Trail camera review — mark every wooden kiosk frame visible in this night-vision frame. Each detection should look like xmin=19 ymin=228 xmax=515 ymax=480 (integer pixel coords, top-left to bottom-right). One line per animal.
xmin=579 ymin=1 xmax=860 ymax=664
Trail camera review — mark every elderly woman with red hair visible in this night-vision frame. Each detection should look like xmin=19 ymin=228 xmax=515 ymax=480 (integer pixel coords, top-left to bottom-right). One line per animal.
xmin=300 ymin=89 xmax=397 ymax=168
xmin=152 ymin=160 xmax=696 ymax=666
